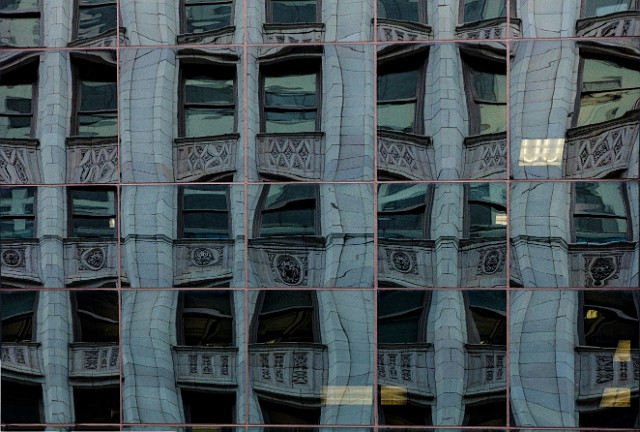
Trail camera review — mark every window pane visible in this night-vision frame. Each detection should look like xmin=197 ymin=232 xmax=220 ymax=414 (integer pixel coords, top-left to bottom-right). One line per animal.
xmin=186 ymin=76 xmax=233 ymax=104
xmin=0 ymin=17 xmax=40 ymax=46
xmin=0 ymin=218 xmax=34 ymax=238
xmin=76 ymin=291 xmax=119 ymax=343
xmin=271 ymin=0 xmax=317 ymax=23
xmin=78 ymin=112 xmax=117 ymax=136
xmin=74 ymin=388 xmax=120 ymax=424
xmin=469 ymin=183 xmax=506 ymax=238
xmin=478 ymin=103 xmax=506 ymax=134
xmin=377 ymin=102 xmax=416 ymax=132
xmin=468 ymin=290 xmax=506 ymax=345
xmin=186 ymin=107 xmax=234 ymax=136
xmin=464 ymin=0 xmax=506 ymax=22
xmin=1 ymin=291 xmax=35 ymax=342
xmin=184 ymin=185 xmax=228 ymax=211
xmin=80 ymin=80 xmax=117 ymax=111
xmin=575 ymin=217 xmax=627 ymax=243
xmin=575 ymin=182 xmax=627 ymax=216
xmin=470 ymin=68 xmax=506 ymax=103
xmin=378 ymin=69 xmax=418 ymax=101
xmin=264 ymin=184 xmax=315 ymax=210
xmin=78 ymin=4 xmax=116 ymax=38
xmin=257 ymin=291 xmax=314 ymax=343
xmin=583 ymin=291 xmax=638 ymax=348
xmin=72 ymin=189 xmax=115 ymax=215
xmin=186 ymin=3 xmax=232 ymax=33
xmin=377 ymin=0 xmax=420 ymax=22
xmin=0 ymin=83 xmax=32 ymax=114
xmin=578 ymin=88 xmax=640 ymax=126
xmin=0 ymin=115 xmax=30 ymax=138
xmin=72 ymin=216 xmax=115 ymax=237
xmin=265 ymin=73 xmax=316 ymax=107
xmin=0 ymin=186 xmax=34 ymax=215
xmin=261 ymin=208 xmax=315 ymax=235
xmin=0 ymin=0 xmax=39 ymax=9
xmin=378 ymin=291 xmax=425 ymax=343
xmin=182 ymin=391 xmax=235 ymax=424
xmin=378 ymin=184 xmax=427 ymax=239
xmin=584 ymin=0 xmax=632 ymax=17
xmin=183 ymin=212 xmax=229 ymax=238
xmin=265 ymin=110 xmax=316 ymax=133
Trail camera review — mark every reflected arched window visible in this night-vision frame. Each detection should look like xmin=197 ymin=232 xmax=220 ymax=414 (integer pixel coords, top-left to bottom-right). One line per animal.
xmin=466 ymin=183 xmax=507 ymax=239
xmin=581 ymin=290 xmax=639 ymax=348
xmin=1 ymin=291 xmax=37 ymax=342
xmin=255 ymin=184 xmax=319 ymax=237
xmin=73 ymin=291 xmax=119 ymax=343
xmin=178 ymin=290 xmax=233 ymax=346
xmin=378 ymin=184 xmax=431 ymax=240
xmin=253 ymin=290 xmax=318 ymax=343
xmin=573 ymin=182 xmax=631 ymax=243
xmin=465 ymin=290 xmax=506 ymax=345
xmin=581 ymin=1 xmax=636 ymax=19
xmin=378 ymin=290 xmax=430 ymax=344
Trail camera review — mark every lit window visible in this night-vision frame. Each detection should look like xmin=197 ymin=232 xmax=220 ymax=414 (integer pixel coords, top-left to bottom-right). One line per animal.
xmin=573 ymin=182 xmax=630 ymax=243
xmin=254 ymin=290 xmax=317 ymax=343
xmin=73 ymin=58 xmax=117 ymax=136
xmin=74 ymin=291 xmax=119 ymax=343
xmin=267 ymin=0 xmax=319 ymax=24
xmin=463 ymin=57 xmax=507 ymax=135
xmin=466 ymin=290 xmax=506 ymax=345
xmin=182 ymin=0 xmax=233 ymax=34
xmin=377 ymin=54 xmax=425 ymax=134
xmin=180 ymin=65 xmax=235 ymax=137
xmin=377 ymin=184 xmax=430 ymax=239
xmin=581 ymin=291 xmax=638 ymax=348
xmin=69 ymin=187 xmax=117 ymax=238
xmin=74 ymin=0 xmax=117 ymax=40
xmin=582 ymin=0 xmax=634 ymax=17
xmin=576 ymin=56 xmax=640 ymax=127
xmin=261 ymin=60 xmax=320 ymax=133
xmin=377 ymin=290 xmax=429 ymax=343
xmin=1 ymin=291 xmax=36 ymax=342
xmin=461 ymin=0 xmax=506 ymax=23
xmin=180 ymin=185 xmax=229 ymax=239
xmin=0 ymin=0 xmax=40 ymax=47
xmin=377 ymin=0 xmax=425 ymax=23
xmin=256 ymin=184 xmax=318 ymax=237
xmin=0 ymin=61 xmax=37 ymax=139
xmin=0 ymin=187 xmax=35 ymax=238
xmin=467 ymin=183 xmax=507 ymax=238
xmin=179 ymin=291 xmax=233 ymax=346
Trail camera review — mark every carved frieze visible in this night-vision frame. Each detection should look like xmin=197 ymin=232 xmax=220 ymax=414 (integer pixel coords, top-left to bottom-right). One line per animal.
xmin=460 ymin=241 xmax=507 ymax=287
xmin=376 ymin=19 xmax=432 ymax=41
xmin=257 ymin=133 xmax=324 ymax=180
xmin=0 ymin=140 xmax=41 ymax=184
xmin=249 ymin=239 xmax=324 ymax=288
xmin=565 ymin=115 xmax=638 ymax=178
xmin=378 ymin=344 xmax=434 ymax=399
xmin=455 ymin=19 xmax=521 ymax=39
xmin=68 ymin=28 xmax=128 ymax=47
xmin=174 ymin=240 xmax=233 ymax=286
xmin=465 ymin=345 xmax=507 ymax=395
xmin=69 ymin=343 xmax=119 ymax=378
xmin=0 ymin=241 xmax=41 ymax=284
xmin=576 ymin=13 xmax=640 ymax=37
xmin=262 ymin=23 xmax=325 ymax=44
xmin=0 ymin=343 xmax=42 ymax=376
xmin=67 ymin=137 xmax=118 ymax=183
xmin=174 ymin=135 xmax=238 ymax=182
xmin=462 ymin=132 xmax=507 ymax=179
xmin=378 ymin=240 xmax=434 ymax=287
xmin=177 ymin=26 xmax=236 ymax=45
xmin=576 ymin=347 xmax=639 ymax=402
xmin=173 ymin=346 xmax=237 ymax=385
xmin=377 ymin=130 xmax=434 ymax=180
xmin=64 ymin=240 xmax=118 ymax=284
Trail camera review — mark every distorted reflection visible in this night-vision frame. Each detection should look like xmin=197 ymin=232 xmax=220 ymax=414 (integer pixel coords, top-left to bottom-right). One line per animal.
xmin=518 ymin=138 xmax=564 ymax=166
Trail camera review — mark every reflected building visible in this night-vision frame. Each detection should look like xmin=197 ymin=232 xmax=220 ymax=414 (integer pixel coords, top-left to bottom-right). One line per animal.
xmin=1 ymin=0 xmax=640 ymax=431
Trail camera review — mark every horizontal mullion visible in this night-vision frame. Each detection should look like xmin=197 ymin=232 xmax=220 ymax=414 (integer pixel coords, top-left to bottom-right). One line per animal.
xmin=0 ymin=11 xmax=40 ymax=17
xmin=78 ymin=109 xmax=118 ymax=115
xmin=0 ymin=112 xmax=33 ymax=118
xmin=582 ymin=87 xmax=640 ymax=94
xmin=265 ymin=106 xmax=317 ymax=112
xmin=575 ymin=213 xmax=627 ymax=219
xmin=377 ymin=98 xmax=418 ymax=105
xmin=185 ymin=103 xmax=235 ymax=109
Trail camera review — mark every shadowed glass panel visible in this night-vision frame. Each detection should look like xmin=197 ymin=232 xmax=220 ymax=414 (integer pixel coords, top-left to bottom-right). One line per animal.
xmin=75 ymin=291 xmax=119 ymax=343
xmin=378 ymin=290 xmax=425 ymax=343
xmin=468 ymin=183 xmax=506 ymax=238
xmin=468 ymin=66 xmax=507 ymax=134
xmin=181 ymin=291 xmax=233 ymax=346
xmin=78 ymin=78 xmax=117 ymax=136
xmin=271 ymin=0 xmax=317 ymax=23
xmin=467 ymin=290 xmax=506 ymax=345
xmin=260 ymin=184 xmax=316 ymax=236
xmin=182 ymin=185 xmax=229 ymax=239
xmin=1 ymin=291 xmax=36 ymax=342
xmin=584 ymin=0 xmax=632 ymax=17
xmin=463 ymin=0 xmax=506 ymax=22
xmin=264 ymin=72 xmax=317 ymax=133
xmin=0 ymin=1 xmax=40 ymax=47
xmin=378 ymin=0 xmax=420 ymax=22
xmin=583 ymin=290 xmax=638 ymax=348
xmin=574 ymin=182 xmax=628 ymax=243
xmin=378 ymin=184 xmax=428 ymax=239
xmin=78 ymin=1 xmax=116 ymax=39
xmin=71 ymin=188 xmax=116 ymax=238
xmin=378 ymin=68 xmax=419 ymax=133
xmin=0 ymin=187 xmax=35 ymax=238
xmin=257 ymin=290 xmax=315 ymax=343
xmin=185 ymin=0 xmax=232 ymax=33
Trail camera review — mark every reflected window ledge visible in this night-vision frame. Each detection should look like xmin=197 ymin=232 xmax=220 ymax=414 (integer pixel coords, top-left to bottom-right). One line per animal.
xmin=375 ymin=18 xmax=433 ymax=41
xmin=67 ymin=28 xmax=127 ymax=48
xmin=456 ymin=17 xmax=521 ymax=39
xmin=576 ymin=10 xmax=640 ymax=37
xmin=262 ymin=22 xmax=325 ymax=44
xmin=177 ymin=25 xmax=236 ymax=45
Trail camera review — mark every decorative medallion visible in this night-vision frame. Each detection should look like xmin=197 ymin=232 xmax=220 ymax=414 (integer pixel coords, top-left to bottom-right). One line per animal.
xmin=275 ymin=254 xmax=303 ymax=285
xmin=584 ymin=255 xmax=621 ymax=287
xmin=1 ymin=249 xmax=23 ymax=267
xmin=79 ymin=247 xmax=106 ymax=271
xmin=477 ymin=248 xmax=505 ymax=276
xmin=391 ymin=251 xmax=413 ymax=273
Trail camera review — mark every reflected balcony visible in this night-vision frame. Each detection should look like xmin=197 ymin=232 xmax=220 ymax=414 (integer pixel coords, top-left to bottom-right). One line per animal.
xmin=0 ymin=342 xmax=43 ymax=377
xmin=173 ymin=346 xmax=238 ymax=386
xmin=378 ymin=343 xmax=435 ymax=401
xmin=69 ymin=342 xmax=119 ymax=379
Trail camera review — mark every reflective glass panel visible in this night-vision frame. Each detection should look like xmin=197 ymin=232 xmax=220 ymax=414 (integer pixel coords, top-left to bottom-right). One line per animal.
xmin=186 ymin=107 xmax=234 ymax=136
xmin=0 ymin=381 xmax=42 ymax=424
xmin=186 ymin=76 xmax=233 ymax=104
xmin=260 ymin=184 xmax=316 ymax=236
xmin=583 ymin=291 xmax=638 ymax=348
xmin=186 ymin=2 xmax=232 ymax=33
xmin=78 ymin=112 xmax=117 ymax=136
xmin=71 ymin=189 xmax=116 ymax=238
xmin=584 ymin=0 xmax=632 ymax=17
xmin=468 ymin=183 xmax=507 ymax=238
xmin=0 ymin=187 xmax=35 ymax=238
xmin=264 ymin=110 xmax=316 ymax=133
xmin=182 ymin=291 xmax=233 ymax=346
xmin=75 ymin=291 xmax=119 ymax=343
xmin=578 ymin=58 xmax=640 ymax=126
xmin=378 ymin=68 xmax=419 ymax=132
xmin=265 ymin=73 xmax=316 ymax=107
xmin=463 ymin=0 xmax=506 ymax=22
xmin=80 ymin=80 xmax=117 ymax=111
xmin=182 ymin=185 xmax=229 ymax=239
xmin=377 ymin=0 xmax=420 ymax=22
xmin=0 ymin=17 xmax=40 ymax=47
xmin=378 ymin=184 xmax=428 ymax=239
xmin=575 ymin=182 xmax=628 ymax=243
xmin=73 ymin=388 xmax=120 ymax=424
xmin=0 ymin=0 xmax=40 ymax=10
xmin=467 ymin=290 xmax=506 ymax=345
xmin=469 ymin=66 xmax=507 ymax=134
xmin=378 ymin=291 xmax=426 ymax=343
xmin=78 ymin=3 xmax=116 ymax=38
xmin=1 ymin=291 xmax=36 ymax=342
xmin=257 ymin=291 xmax=315 ymax=343
xmin=271 ymin=0 xmax=317 ymax=23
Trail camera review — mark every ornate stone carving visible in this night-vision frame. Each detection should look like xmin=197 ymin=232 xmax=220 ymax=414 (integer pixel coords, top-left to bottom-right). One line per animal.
xmin=78 ymin=247 xmax=106 ymax=271
xmin=268 ymin=253 xmax=307 ymax=286
xmin=388 ymin=353 xmax=398 ymax=379
xmin=376 ymin=20 xmax=432 ymax=41
xmin=620 ymin=361 xmax=628 ymax=381
xmin=84 ymin=350 xmax=99 ymax=370
xmin=262 ymin=23 xmax=324 ymax=44
xmin=565 ymin=116 xmax=638 ymax=178
xmin=385 ymin=249 xmax=419 ymax=275
xmin=202 ymin=355 xmax=213 ymax=374
xmin=260 ymin=353 xmax=271 ymax=380
xmin=257 ymin=133 xmax=324 ymax=180
xmin=584 ymin=255 xmax=621 ymax=287
xmin=1 ymin=248 xmax=24 ymax=267
xmin=401 ymin=353 xmax=412 ymax=381
xmin=478 ymin=248 xmax=505 ymax=275
xmin=292 ymin=352 xmax=308 ymax=385
xmin=174 ymin=347 xmax=236 ymax=385
xmin=576 ymin=14 xmax=640 ymax=37
xmin=1 ymin=347 xmax=10 ymax=362
xmin=109 ymin=348 xmax=118 ymax=368
xmin=0 ymin=143 xmax=39 ymax=184
xmin=174 ymin=136 xmax=237 ymax=181
xmin=596 ymin=355 xmax=614 ymax=383
xmin=456 ymin=21 xmax=517 ymax=39
xmin=378 ymin=132 xmax=434 ymax=180
xmin=274 ymin=353 xmax=285 ymax=383
xmin=15 ymin=347 xmax=25 ymax=364
xmin=221 ymin=355 xmax=229 ymax=376
xmin=463 ymin=133 xmax=507 ymax=179
xmin=189 ymin=354 xmax=198 ymax=374
xmin=378 ymin=353 xmax=386 ymax=378
xmin=189 ymin=247 xmax=222 ymax=267
xmin=76 ymin=145 xmax=118 ymax=183
xmin=496 ymin=355 xmax=504 ymax=381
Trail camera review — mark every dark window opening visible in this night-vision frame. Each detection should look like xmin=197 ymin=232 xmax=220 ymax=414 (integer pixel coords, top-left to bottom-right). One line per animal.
xmin=74 ymin=291 xmax=119 ymax=343
xmin=378 ymin=290 xmax=428 ymax=344
xmin=259 ymin=399 xmax=321 ymax=426
xmin=463 ymin=57 xmax=507 ymax=135
xmin=0 ymin=0 xmax=40 ymax=47
xmin=267 ymin=0 xmax=319 ymax=24
xmin=179 ymin=290 xmax=233 ymax=346
xmin=574 ymin=182 xmax=630 ymax=243
xmin=581 ymin=291 xmax=639 ymax=349
xmin=377 ymin=0 xmax=425 ymax=23
xmin=182 ymin=390 xmax=235 ymax=424
xmin=467 ymin=183 xmax=507 ymax=239
xmin=466 ymin=290 xmax=506 ymax=346
xmin=463 ymin=400 xmax=507 ymax=427
xmin=380 ymin=403 xmax=432 ymax=426
xmin=73 ymin=387 xmax=120 ymax=425
xmin=75 ymin=0 xmax=117 ymax=40
xmin=1 ymin=381 xmax=43 ymax=426
xmin=378 ymin=183 xmax=430 ymax=239
xmin=255 ymin=290 xmax=317 ymax=344
xmin=180 ymin=185 xmax=230 ymax=239
xmin=73 ymin=58 xmax=117 ymax=137
xmin=1 ymin=291 xmax=36 ymax=343
xmin=0 ymin=61 xmax=37 ymax=138
xmin=462 ymin=0 xmax=506 ymax=23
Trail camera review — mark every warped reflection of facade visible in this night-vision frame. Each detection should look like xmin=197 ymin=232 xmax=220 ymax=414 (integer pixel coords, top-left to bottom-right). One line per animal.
xmin=1 ymin=0 xmax=640 ymax=431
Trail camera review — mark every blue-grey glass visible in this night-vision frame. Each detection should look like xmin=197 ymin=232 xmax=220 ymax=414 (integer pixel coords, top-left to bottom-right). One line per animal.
xmin=183 ymin=212 xmax=229 ymax=238
xmin=265 ymin=73 xmax=316 ymax=107
xmin=0 ymin=17 xmax=39 ymax=46
xmin=378 ymin=69 xmax=418 ymax=101
xmin=377 ymin=102 xmax=415 ymax=132
xmin=0 ymin=381 xmax=43 ymax=425
xmin=1 ymin=291 xmax=36 ymax=342
xmin=0 ymin=187 xmax=34 ymax=237
xmin=378 ymin=290 xmax=424 ymax=343
xmin=72 ymin=189 xmax=115 ymax=214
xmin=186 ymin=3 xmax=232 ymax=33
xmin=0 ymin=218 xmax=34 ymax=238
xmin=186 ymin=107 xmax=234 ymax=136
xmin=72 ymin=217 xmax=115 ymax=237
xmin=377 ymin=0 xmax=420 ymax=22
xmin=584 ymin=0 xmax=632 ymax=17
xmin=272 ymin=0 xmax=317 ymax=23
xmin=265 ymin=110 xmax=316 ymax=133
xmin=183 ymin=185 xmax=228 ymax=210
xmin=261 ymin=208 xmax=315 ymax=236
xmin=464 ymin=0 xmax=506 ymax=22
xmin=0 ymin=82 xmax=32 ymax=113
xmin=0 ymin=0 xmax=39 ymax=10
xmin=186 ymin=77 xmax=233 ymax=104
xmin=0 ymin=116 xmax=31 ymax=138
xmin=182 ymin=291 xmax=233 ymax=346
xmin=78 ymin=4 xmax=116 ymax=38
xmin=80 ymin=81 xmax=117 ymax=111
xmin=78 ymin=113 xmax=117 ymax=136
xmin=575 ymin=182 xmax=628 ymax=243
xmin=469 ymin=183 xmax=506 ymax=238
